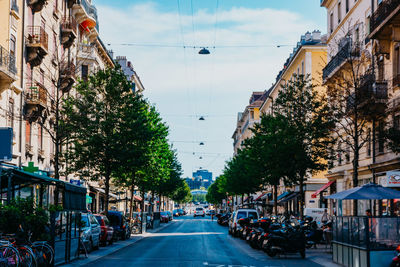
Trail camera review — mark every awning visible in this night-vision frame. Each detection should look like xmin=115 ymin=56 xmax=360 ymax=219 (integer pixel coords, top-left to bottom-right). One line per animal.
xmin=255 ymin=192 xmax=265 ymax=201
xmin=92 ymin=187 xmax=119 ymax=199
xmin=134 ymin=195 xmax=142 ymax=202
xmin=279 ymin=192 xmax=300 ymax=203
xmin=64 ymin=183 xmax=87 ymax=211
xmin=261 ymin=192 xmax=272 ymax=200
xmin=269 ymin=191 xmax=291 ymax=204
xmin=311 ymin=180 xmax=335 ymax=198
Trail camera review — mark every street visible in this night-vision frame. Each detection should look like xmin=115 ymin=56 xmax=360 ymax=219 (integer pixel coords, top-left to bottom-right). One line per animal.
xmin=84 ymin=216 xmax=324 ymax=267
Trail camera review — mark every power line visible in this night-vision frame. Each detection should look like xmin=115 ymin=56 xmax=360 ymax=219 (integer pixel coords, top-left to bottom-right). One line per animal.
xmin=111 ymin=43 xmax=293 ymax=48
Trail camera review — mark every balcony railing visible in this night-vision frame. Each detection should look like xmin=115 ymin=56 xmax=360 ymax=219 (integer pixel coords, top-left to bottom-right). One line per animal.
xmin=0 ymin=45 xmax=17 ymax=75
xmin=323 ymin=39 xmax=361 ymax=80
xmin=60 ymin=61 xmax=76 ymax=78
xmin=61 ymin=16 xmax=77 ymax=35
xmin=26 ymin=26 xmax=48 ymax=51
xmin=76 ymin=0 xmax=98 ymax=31
xmin=26 ymin=82 xmax=47 ymax=107
xmin=370 ymin=0 xmax=400 ymax=35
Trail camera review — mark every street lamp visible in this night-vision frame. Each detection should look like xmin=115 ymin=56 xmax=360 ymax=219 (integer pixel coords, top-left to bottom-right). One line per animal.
xmin=198 ymin=48 xmax=210 ymax=55
xmin=199 ymin=142 xmax=204 ymax=145
xmin=199 ymin=116 xmax=205 ymax=121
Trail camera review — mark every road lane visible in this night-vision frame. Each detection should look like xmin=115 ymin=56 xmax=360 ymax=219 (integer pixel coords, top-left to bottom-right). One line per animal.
xmin=84 ymin=216 xmax=323 ymax=267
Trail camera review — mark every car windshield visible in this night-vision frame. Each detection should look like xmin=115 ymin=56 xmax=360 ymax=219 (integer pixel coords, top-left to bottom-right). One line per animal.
xmin=237 ymin=211 xmax=247 ymax=219
xmin=196 ymin=208 xmax=203 ymax=211
xmin=248 ymin=212 xmax=258 ymax=220
xmin=108 ymin=214 xmax=120 ymax=226
xmin=95 ymin=216 xmax=102 ymax=225
xmin=161 ymin=212 xmax=167 ymax=215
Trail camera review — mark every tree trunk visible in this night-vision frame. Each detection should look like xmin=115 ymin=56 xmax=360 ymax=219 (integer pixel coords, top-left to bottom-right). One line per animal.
xmin=353 ymin=117 xmax=360 ymax=216
xmin=273 ymin=184 xmax=278 ymax=215
xmin=104 ymin=172 xmax=110 ymax=216
xmin=299 ymin=173 xmax=305 ymax=219
xmin=129 ymin=184 xmax=135 ymax=221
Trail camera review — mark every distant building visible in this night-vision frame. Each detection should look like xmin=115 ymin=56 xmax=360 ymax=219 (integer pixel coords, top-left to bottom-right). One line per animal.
xmin=193 ymin=169 xmax=213 ymax=189
xmin=114 ymin=56 xmax=145 ymax=94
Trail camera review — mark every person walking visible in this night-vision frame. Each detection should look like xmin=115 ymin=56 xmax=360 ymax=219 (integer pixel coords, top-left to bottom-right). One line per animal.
xmin=321 ymin=208 xmax=332 ymax=224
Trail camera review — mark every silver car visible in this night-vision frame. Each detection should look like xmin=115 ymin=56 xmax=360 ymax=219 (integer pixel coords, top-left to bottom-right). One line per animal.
xmin=81 ymin=213 xmax=101 ymax=252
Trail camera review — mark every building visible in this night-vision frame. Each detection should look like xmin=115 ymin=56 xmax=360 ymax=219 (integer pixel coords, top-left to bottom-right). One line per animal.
xmin=0 ymin=0 xmax=24 ymax=168
xmin=258 ymin=30 xmax=328 ymax=215
xmin=321 ymin=0 xmax=400 ymax=216
xmin=232 ymin=91 xmax=268 ymax=155
xmin=115 ymin=56 xmax=145 ymax=94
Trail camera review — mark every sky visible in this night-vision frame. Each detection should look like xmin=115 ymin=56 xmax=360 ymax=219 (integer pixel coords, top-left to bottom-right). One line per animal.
xmin=94 ymin=0 xmax=327 ymax=179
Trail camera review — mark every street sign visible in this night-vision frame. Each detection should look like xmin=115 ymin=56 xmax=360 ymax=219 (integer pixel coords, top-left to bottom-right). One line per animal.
xmin=70 ymin=179 xmax=81 ymax=186
xmin=0 ymin=128 xmax=13 ymax=161
xmin=386 ymin=171 xmax=400 ymax=187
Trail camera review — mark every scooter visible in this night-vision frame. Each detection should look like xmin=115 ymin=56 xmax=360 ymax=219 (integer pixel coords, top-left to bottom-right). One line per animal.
xmin=262 ymin=220 xmax=306 ymax=259
xmin=391 ymin=244 xmax=400 ymax=267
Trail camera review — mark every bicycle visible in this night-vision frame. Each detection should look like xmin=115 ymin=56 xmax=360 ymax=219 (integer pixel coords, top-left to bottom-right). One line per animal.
xmin=0 ymin=242 xmax=20 ymax=267
xmin=0 ymin=235 xmax=36 ymax=267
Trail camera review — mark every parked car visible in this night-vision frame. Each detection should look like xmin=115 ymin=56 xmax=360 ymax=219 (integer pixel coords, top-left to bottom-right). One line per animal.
xmin=178 ymin=209 xmax=185 ymax=216
xmin=107 ymin=211 xmax=131 ymax=240
xmin=166 ymin=211 xmax=173 ymax=221
xmin=205 ymin=210 xmax=211 ymax=216
xmin=80 ymin=213 xmax=101 ymax=252
xmin=228 ymin=209 xmax=259 ymax=237
xmin=94 ymin=214 xmax=114 ymax=246
xmin=173 ymin=209 xmax=180 ymax=217
xmin=160 ymin=212 xmax=169 ymax=223
xmin=194 ymin=207 xmax=205 ymax=217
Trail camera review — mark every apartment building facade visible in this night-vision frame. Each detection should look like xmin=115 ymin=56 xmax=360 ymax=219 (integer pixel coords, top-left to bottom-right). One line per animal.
xmin=321 ymin=0 xmax=400 ymax=216
xmin=258 ymin=30 xmax=329 ymax=215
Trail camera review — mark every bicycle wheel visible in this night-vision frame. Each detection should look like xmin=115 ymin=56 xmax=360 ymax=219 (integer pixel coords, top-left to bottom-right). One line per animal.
xmin=0 ymin=245 xmax=20 ymax=267
xmin=32 ymin=243 xmax=54 ymax=266
xmin=18 ymin=246 xmax=36 ymax=267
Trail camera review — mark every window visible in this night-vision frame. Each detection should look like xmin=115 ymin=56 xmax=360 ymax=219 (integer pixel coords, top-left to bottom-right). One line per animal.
xmin=396 ymin=46 xmax=400 ymax=77
xmin=338 ymin=143 xmax=342 ymax=165
xmin=301 ymin=61 xmax=304 ymax=75
xmin=366 ymin=16 xmax=371 ymax=35
xmin=53 ymin=31 xmax=57 ymax=53
xmin=10 ymin=34 xmax=16 ymax=56
xmin=8 ymin=99 xmax=14 ymax=130
xmin=81 ymin=65 xmax=88 ymax=81
xmin=345 ymin=142 xmax=350 ymax=163
xmin=346 ymin=0 xmax=349 ymax=12
xmin=378 ymin=57 xmax=384 ymax=81
xmin=338 ymin=2 xmax=342 ymax=23
xmin=40 ymin=69 xmax=44 ymax=85
xmin=330 ymin=13 xmax=334 ymax=33
xmin=38 ymin=125 xmax=43 ymax=150
xmin=25 ymin=121 xmax=32 ymax=145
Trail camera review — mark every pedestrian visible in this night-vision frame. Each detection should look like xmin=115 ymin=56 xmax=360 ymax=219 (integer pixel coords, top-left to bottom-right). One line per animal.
xmin=321 ymin=208 xmax=331 ymax=224
xmin=211 ymin=213 xmax=214 ymax=221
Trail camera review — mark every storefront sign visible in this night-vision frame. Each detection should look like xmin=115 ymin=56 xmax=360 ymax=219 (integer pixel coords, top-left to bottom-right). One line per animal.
xmin=386 ymin=171 xmax=400 ymax=187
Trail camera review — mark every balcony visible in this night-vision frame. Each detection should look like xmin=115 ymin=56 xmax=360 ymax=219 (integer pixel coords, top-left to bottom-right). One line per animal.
xmin=59 ymin=61 xmax=76 ymax=92
xmin=347 ymin=74 xmax=388 ymax=118
xmin=26 ymin=26 xmax=48 ymax=67
xmin=370 ymin=0 xmax=400 ymax=39
xmin=0 ymin=45 xmax=17 ymax=93
xmin=322 ymin=39 xmax=361 ymax=81
xmin=72 ymin=0 xmax=98 ymax=40
xmin=27 ymin=0 xmax=47 ymax=13
xmin=61 ymin=16 xmax=77 ymax=49
xmin=25 ymin=82 xmax=47 ymax=121
xmin=390 ymin=97 xmax=400 ymax=112
xmin=77 ymin=43 xmax=96 ymax=62
xmin=67 ymin=0 xmax=77 ymax=8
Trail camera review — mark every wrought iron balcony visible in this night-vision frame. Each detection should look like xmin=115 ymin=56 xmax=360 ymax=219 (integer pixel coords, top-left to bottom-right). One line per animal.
xmin=25 ymin=82 xmax=47 ymax=122
xmin=26 ymin=26 xmax=48 ymax=67
xmin=77 ymin=43 xmax=96 ymax=61
xmin=72 ymin=0 xmax=99 ymax=34
xmin=322 ymin=39 xmax=361 ymax=81
xmin=61 ymin=16 xmax=77 ymax=49
xmin=67 ymin=0 xmax=77 ymax=8
xmin=370 ymin=0 xmax=400 ymax=38
xmin=0 ymin=45 xmax=17 ymax=93
xmin=59 ymin=61 xmax=76 ymax=92
xmin=346 ymin=74 xmax=388 ymax=118
xmin=27 ymin=0 xmax=47 ymax=13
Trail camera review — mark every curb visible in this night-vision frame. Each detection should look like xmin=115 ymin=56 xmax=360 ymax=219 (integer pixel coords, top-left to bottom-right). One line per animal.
xmin=59 ymin=220 xmax=176 ymax=266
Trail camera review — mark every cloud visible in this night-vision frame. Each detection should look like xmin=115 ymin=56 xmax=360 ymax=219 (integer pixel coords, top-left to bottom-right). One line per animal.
xmin=96 ymin=2 xmax=321 ymax=177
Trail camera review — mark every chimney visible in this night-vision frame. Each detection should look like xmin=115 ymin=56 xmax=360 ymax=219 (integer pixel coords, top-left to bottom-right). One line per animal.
xmin=305 ymin=31 xmax=312 ymax=41
xmin=312 ymin=30 xmax=321 ymax=41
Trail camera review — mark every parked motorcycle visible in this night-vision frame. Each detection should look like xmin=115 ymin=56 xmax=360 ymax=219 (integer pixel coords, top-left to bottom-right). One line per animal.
xmin=391 ymin=244 xmax=400 ymax=267
xmin=300 ymin=216 xmax=323 ymax=248
xmin=262 ymin=219 xmax=306 ymax=258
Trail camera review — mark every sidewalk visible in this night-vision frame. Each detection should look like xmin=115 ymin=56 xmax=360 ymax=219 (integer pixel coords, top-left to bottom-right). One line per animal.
xmin=60 ymin=221 xmax=176 ymax=266
xmin=307 ymin=244 xmax=342 ymax=267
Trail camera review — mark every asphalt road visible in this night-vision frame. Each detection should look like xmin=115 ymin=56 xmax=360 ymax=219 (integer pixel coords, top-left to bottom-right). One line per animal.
xmin=84 ymin=215 xmax=324 ymax=267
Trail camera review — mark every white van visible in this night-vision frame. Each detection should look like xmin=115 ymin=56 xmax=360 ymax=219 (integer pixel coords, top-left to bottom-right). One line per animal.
xmin=228 ymin=209 xmax=259 ymax=237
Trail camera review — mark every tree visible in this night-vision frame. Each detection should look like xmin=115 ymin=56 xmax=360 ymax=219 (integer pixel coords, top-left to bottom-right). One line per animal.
xmin=63 ymin=66 xmax=134 ymax=214
xmin=206 ymin=177 xmax=226 ymax=205
xmin=246 ymin=114 xmax=299 ymax=215
xmin=273 ymin=74 xmax=336 ymax=217
xmin=325 ymin=32 xmax=385 ymax=215
xmin=172 ymin=180 xmax=192 ymax=204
